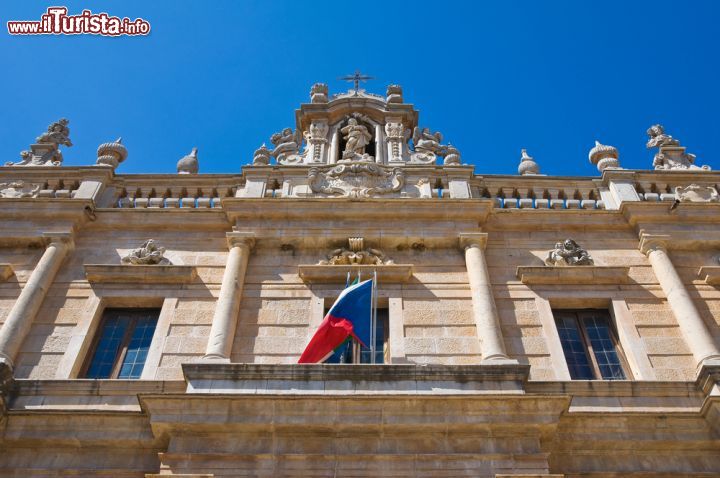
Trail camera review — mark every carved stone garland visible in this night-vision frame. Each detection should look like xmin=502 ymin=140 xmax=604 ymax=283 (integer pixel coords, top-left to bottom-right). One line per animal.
xmin=308 ymin=161 xmax=405 ymax=199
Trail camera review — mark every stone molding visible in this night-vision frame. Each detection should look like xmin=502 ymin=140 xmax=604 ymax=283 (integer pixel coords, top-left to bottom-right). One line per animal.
xmin=0 ymin=264 xmax=13 ymax=281
xmin=516 ymin=266 xmax=630 ymax=285
xmin=698 ymin=266 xmax=720 ymax=286
xmin=182 ymin=363 xmax=531 ymax=395
xmin=298 ymin=264 xmax=413 ymax=284
xmin=84 ymin=264 xmax=197 ymax=284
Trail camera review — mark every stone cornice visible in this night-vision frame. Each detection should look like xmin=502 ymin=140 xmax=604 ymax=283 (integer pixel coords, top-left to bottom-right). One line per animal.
xmin=516 ymin=265 xmax=630 ymax=284
xmin=622 ymin=201 xmax=720 ymax=227
xmin=698 ymin=267 xmax=720 ymax=286
xmin=88 ymin=208 xmax=231 ymax=232
xmin=298 ymin=264 xmax=413 ymax=284
xmin=84 ymin=264 xmax=198 ymax=284
xmin=639 ymin=230 xmax=720 ymax=253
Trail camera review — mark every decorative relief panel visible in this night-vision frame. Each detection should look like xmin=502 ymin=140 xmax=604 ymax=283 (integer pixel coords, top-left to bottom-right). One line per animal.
xmin=308 ymin=161 xmax=404 ymax=199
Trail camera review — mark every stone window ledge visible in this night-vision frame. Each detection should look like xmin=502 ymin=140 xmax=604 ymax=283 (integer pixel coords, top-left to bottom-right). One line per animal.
xmin=84 ymin=264 xmax=197 ymax=284
xmin=516 ymin=265 xmax=630 ymax=285
xmin=298 ymin=264 xmax=413 ymax=284
xmin=0 ymin=264 xmax=13 ymax=281
xmin=698 ymin=266 xmax=720 ymax=285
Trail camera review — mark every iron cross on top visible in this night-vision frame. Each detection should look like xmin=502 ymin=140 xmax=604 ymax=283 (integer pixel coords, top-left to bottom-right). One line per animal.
xmin=339 ymin=70 xmax=374 ymax=95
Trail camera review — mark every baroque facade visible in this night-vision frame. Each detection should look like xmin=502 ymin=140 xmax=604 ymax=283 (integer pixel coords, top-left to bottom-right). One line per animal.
xmin=0 ymin=83 xmax=719 ymax=477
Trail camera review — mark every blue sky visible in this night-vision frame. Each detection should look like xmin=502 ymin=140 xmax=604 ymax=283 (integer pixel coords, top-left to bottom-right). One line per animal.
xmin=1 ymin=1 xmax=718 ymax=175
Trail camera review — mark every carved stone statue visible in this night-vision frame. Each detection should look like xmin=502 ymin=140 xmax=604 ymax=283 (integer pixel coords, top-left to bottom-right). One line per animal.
xmin=121 ymin=239 xmax=167 ymax=265
xmin=545 ymin=239 xmax=594 ymax=266
xmin=646 ymin=124 xmax=710 ymax=171
xmin=318 ymin=237 xmax=394 ymax=266
xmin=36 ymin=118 xmax=73 ymax=147
xmin=646 ymin=124 xmax=679 ymax=149
xmin=6 ymin=118 xmax=73 ymax=167
xmin=410 ymin=126 xmax=447 ymax=164
xmin=177 ymin=147 xmax=199 ymax=174
xmin=270 ymin=128 xmax=302 ymax=164
xmin=340 ymin=118 xmax=373 ymax=160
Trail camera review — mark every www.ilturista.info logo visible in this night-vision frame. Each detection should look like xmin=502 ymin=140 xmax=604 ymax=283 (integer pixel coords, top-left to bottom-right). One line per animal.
xmin=7 ymin=7 xmax=150 ymax=36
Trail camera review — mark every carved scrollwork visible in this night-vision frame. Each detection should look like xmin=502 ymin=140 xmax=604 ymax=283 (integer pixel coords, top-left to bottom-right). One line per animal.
xmin=308 ymin=161 xmax=404 ymax=199
xmin=318 ymin=237 xmax=394 ymax=265
xmin=0 ymin=181 xmax=41 ymax=198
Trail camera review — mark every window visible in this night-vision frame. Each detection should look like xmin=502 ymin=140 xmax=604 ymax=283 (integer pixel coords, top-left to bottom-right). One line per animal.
xmin=82 ymin=308 xmax=159 ymax=379
xmin=554 ymin=309 xmax=628 ymax=380
xmin=326 ymin=308 xmax=388 ymax=364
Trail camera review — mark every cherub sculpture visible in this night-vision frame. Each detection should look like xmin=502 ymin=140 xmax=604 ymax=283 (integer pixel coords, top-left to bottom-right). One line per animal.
xmin=412 ymin=127 xmax=445 ymax=155
xmin=37 ymin=118 xmax=73 ymax=147
xmin=340 ymin=118 xmax=373 ymax=160
xmin=269 ymin=127 xmax=302 ymax=164
xmin=646 ymin=124 xmax=709 ymax=170
xmin=646 ymin=124 xmax=679 ymax=149
xmin=121 ymin=239 xmax=167 ymax=265
xmin=545 ymin=239 xmax=594 ymax=266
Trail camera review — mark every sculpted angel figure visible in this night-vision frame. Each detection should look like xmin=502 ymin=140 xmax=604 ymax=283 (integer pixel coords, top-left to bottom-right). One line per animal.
xmin=37 ymin=118 xmax=73 ymax=147
xmin=269 ymin=127 xmax=301 ymax=163
xmin=340 ymin=118 xmax=372 ymax=158
xmin=545 ymin=239 xmax=594 ymax=266
xmin=121 ymin=239 xmax=167 ymax=265
xmin=646 ymin=124 xmax=679 ymax=149
xmin=412 ymin=127 xmax=446 ymax=155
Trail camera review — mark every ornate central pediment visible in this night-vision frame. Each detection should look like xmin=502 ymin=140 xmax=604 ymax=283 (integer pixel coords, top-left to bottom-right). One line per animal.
xmin=308 ymin=161 xmax=404 ymax=199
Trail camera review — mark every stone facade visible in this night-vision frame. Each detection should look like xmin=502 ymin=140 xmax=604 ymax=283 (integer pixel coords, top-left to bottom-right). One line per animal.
xmin=0 ymin=84 xmax=719 ymax=477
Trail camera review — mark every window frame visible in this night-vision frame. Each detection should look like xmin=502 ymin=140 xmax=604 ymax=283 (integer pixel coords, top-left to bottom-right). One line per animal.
xmin=80 ymin=308 xmax=160 ymax=379
xmin=553 ymin=308 xmax=631 ymax=380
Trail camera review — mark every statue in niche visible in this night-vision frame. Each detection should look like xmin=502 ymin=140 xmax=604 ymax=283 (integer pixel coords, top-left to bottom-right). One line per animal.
xmin=121 ymin=239 xmax=168 ymax=265
xmin=340 ymin=118 xmax=373 ymax=160
xmin=545 ymin=239 xmax=594 ymax=266
xmin=269 ymin=127 xmax=302 ymax=164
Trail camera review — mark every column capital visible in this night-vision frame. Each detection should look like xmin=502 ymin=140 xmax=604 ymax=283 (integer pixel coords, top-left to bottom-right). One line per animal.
xmin=226 ymin=231 xmax=256 ymax=250
xmin=458 ymin=232 xmax=488 ymax=251
xmin=639 ymin=232 xmax=671 ymax=256
xmin=42 ymin=232 xmax=74 ymax=251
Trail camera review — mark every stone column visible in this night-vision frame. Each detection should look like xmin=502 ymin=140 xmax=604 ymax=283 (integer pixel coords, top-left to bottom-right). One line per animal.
xmin=0 ymin=233 xmax=74 ymax=369
xmin=204 ymin=232 xmax=255 ymax=360
xmin=328 ymin=127 xmax=339 ymax=164
xmin=640 ymin=234 xmax=720 ymax=367
xmin=458 ymin=233 xmax=513 ymax=362
xmin=374 ymin=124 xmax=385 ymax=164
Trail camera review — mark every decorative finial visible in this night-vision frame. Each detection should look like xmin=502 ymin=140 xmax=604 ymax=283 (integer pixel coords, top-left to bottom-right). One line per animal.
xmin=253 ymin=143 xmax=271 ymax=165
xmin=443 ymin=143 xmax=461 ymax=166
xmin=518 ymin=149 xmax=540 ymax=175
xmin=310 ymin=83 xmax=328 ymax=103
xmin=96 ymin=137 xmax=128 ymax=169
xmin=386 ymin=84 xmax=403 ymax=103
xmin=588 ymin=140 xmax=620 ymax=173
xmin=338 ymin=70 xmax=374 ymax=95
xmin=177 ymin=147 xmax=199 ymax=174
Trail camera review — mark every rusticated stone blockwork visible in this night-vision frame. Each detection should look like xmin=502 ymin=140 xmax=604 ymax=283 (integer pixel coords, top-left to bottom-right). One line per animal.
xmin=0 ymin=83 xmax=719 ymax=476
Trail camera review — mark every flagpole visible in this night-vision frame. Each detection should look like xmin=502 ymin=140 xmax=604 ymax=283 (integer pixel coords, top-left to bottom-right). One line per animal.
xmin=371 ymin=269 xmax=378 ymax=364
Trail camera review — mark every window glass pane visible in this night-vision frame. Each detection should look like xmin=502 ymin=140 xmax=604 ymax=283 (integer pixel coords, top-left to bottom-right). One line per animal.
xmin=85 ymin=313 xmax=130 ymax=379
xmin=117 ymin=315 xmax=157 ymax=379
xmin=360 ymin=309 xmax=388 ymax=364
xmin=555 ymin=314 xmax=595 ymax=379
xmin=583 ymin=314 xmax=626 ymax=380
